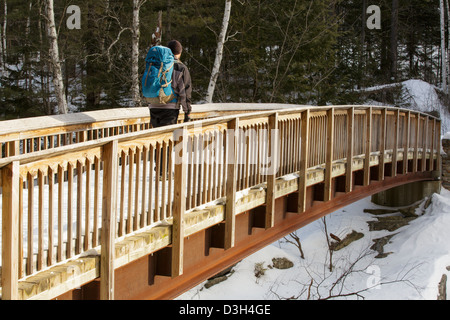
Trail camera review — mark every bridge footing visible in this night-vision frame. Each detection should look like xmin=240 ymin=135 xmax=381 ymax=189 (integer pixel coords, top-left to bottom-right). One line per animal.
xmin=371 ymin=178 xmax=441 ymax=207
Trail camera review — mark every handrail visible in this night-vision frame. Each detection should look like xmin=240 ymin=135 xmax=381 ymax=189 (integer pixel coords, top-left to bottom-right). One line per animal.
xmin=0 ymin=104 xmax=442 ymax=299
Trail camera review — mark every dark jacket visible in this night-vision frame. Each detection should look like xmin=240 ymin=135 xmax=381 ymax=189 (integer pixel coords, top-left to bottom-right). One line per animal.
xmin=148 ymin=59 xmax=192 ymax=115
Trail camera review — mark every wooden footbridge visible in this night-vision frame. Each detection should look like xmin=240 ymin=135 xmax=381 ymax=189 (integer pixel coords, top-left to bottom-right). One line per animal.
xmin=0 ymin=104 xmax=442 ymax=300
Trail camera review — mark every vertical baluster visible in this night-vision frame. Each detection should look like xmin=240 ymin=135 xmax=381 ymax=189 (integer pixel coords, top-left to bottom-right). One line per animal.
xmin=37 ymin=169 xmax=45 ymax=270
xmin=84 ymin=158 xmax=91 ymax=251
xmin=346 ymin=108 xmax=354 ymax=192
xmin=27 ymin=172 xmax=34 ymax=275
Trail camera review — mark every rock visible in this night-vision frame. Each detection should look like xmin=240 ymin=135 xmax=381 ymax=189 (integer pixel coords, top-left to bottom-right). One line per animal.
xmin=437 ymin=274 xmax=447 ymax=300
xmin=364 ymin=209 xmax=398 ymax=215
xmin=370 ymin=234 xmax=395 ymax=258
xmin=272 ymin=257 xmax=294 ymax=270
xmin=368 ymin=215 xmax=417 ymax=232
xmin=205 ymin=275 xmax=229 ymax=289
xmin=330 ymin=230 xmax=364 ymax=251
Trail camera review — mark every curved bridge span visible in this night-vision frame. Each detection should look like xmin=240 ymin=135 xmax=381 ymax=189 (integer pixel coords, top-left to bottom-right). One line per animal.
xmin=0 ymin=104 xmax=442 ymax=300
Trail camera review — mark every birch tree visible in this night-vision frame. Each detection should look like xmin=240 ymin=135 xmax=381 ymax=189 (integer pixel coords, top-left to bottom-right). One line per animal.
xmin=131 ymin=0 xmax=147 ymax=107
xmin=205 ymin=0 xmax=231 ymax=104
xmin=1 ymin=0 xmax=7 ymax=69
xmin=440 ymin=0 xmax=447 ymax=93
xmin=46 ymin=0 xmax=68 ymax=114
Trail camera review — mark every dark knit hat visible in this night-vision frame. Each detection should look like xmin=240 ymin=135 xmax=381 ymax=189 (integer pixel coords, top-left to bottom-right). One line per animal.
xmin=167 ymin=40 xmax=183 ymax=55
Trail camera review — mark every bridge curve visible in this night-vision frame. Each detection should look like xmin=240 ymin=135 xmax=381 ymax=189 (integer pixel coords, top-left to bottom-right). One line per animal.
xmin=0 ymin=104 xmax=442 ymax=300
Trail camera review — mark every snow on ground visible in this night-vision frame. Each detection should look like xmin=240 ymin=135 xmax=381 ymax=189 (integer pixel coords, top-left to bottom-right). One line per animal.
xmin=178 ymin=188 xmax=450 ymax=300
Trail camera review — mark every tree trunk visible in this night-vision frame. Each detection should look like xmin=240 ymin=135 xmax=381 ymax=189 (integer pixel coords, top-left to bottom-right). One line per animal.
xmin=205 ymin=0 xmax=231 ymax=104
xmin=389 ymin=0 xmax=399 ymax=82
xmin=46 ymin=0 xmax=68 ymax=114
xmin=440 ymin=0 xmax=448 ymax=93
xmin=1 ymin=0 xmax=7 ymax=68
xmin=131 ymin=0 xmax=146 ymax=107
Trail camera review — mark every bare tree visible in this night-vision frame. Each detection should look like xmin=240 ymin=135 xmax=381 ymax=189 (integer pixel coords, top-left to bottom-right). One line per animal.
xmin=1 ymin=0 xmax=7 ymax=69
xmin=131 ymin=0 xmax=147 ymax=107
xmin=205 ymin=0 xmax=232 ymax=104
xmin=45 ymin=0 xmax=68 ymax=114
xmin=440 ymin=0 xmax=448 ymax=93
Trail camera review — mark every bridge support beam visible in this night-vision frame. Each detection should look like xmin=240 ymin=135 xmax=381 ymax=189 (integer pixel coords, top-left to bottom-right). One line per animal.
xmin=371 ymin=179 xmax=441 ymax=207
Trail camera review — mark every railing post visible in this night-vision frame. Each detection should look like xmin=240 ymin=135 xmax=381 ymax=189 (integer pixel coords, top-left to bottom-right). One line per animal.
xmin=172 ymin=127 xmax=188 ymax=278
xmin=346 ymin=107 xmax=354 ymax=193
xmin=430 ymin=118 xmax=436 ymax=172
xmin=100 ymin=140 xmax=118 ymax=300
xmin=413 ymin=113 xmax=420 ymax=173
xmin=298 ymin=109 xmax=310 ymax=213
xmin=364 ymin=107 xmax=372 ymax=186
xmin=225 ymin=118 xmax=239 ymax=250
xmin=265 ymin=113 xmax=278 ymax=229
xmin=392 ymin=109 xmax=399 ymax=177
xmin=324 ymin=108 xmax=334 ymax=202
xmin=1 ymin=161 xmax=20 ymax=300
xmin=378 ymin=108 xmax=387 ymax=180
xmin=403 ymin=111 xmax=411 ymax=174
xmin=422 ymin=116 xmax=429 ymax=172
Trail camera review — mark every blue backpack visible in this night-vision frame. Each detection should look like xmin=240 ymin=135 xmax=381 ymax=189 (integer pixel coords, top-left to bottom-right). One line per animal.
xmin=142 ymin=46 xmax=178 ymax=104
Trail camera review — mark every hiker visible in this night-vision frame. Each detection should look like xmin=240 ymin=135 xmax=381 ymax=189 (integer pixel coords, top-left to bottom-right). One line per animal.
xmin=144 ymin=40 xmax=192 ymax=128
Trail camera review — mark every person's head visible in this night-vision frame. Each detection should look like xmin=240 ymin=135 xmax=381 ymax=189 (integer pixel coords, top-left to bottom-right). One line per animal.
xmin=167 ymin=40 xmax=183 ymax=59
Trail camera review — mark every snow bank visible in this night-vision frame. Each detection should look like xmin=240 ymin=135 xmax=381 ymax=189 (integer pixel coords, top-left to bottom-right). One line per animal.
xmin=179 ymin=188 xmax=450 ymax=300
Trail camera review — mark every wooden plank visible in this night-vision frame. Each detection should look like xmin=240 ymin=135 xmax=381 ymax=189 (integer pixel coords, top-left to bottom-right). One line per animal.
xmin=413 ymin=114 xmax=420 ymax=173
xmin=430 ymin=119 xmax=436 ymax=171
xmin=364 ymin=107 xmax=372 ymax=186
xmin=265 ymin=113 xmax=279 ymax=229
xmin=127 ymin=148 xmax=135 ymax=233
xmin=403 ymin=111 xmax=411 ymax=174
xmin=76 ymin=161 xmax=83 ymax=255
xmin=100 ymin=140 xmax=118 ymax=300
xmin=57 ymin=165 xmax=64 ymax=262
xmin=324 ymin=109 xmax=335 ymax=202
xmin=141 ymin=145 xmax=148 ymax=228
xmin=225 ymin=118 xmax=239 ymax=250
xmin=27 ymin=172 xmax=34 ymax=275
xmin=38 ymin=169 xmax=45 ymax=270
xmin=172 ymin=127 xmax=188 ymax=278
xmin=67 ymin=162 xmax=74 ymax=259
xmin=392 ymin=110 xmax=399 ymax=177
xmin=48 ymin=166 xmax=55 ymax=266
xmin=298 ymin=110 xmax=310 ymax=213
xmin=436 ymin=120 xmax=442 ymax=172
xmin=422 ymin=116 xmax=428 ymax=172
xmin=2 ymin=161 xmax=20 ymax=300
xmin=93 ymin=156 xmax=100 ymax=247
xmin=346 ymin=108 xmax=354 ymax=192
xmin=84 ymin=158 xmax=91 ymax=251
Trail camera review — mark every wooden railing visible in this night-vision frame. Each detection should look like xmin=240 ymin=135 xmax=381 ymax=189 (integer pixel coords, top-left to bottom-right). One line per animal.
xmin=0 ymin=105 xmax=441 ymax=299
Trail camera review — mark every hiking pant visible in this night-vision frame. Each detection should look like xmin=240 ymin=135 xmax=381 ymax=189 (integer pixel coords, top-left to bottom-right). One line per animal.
xmin=149 ymin=108 xmax=180 ymax=128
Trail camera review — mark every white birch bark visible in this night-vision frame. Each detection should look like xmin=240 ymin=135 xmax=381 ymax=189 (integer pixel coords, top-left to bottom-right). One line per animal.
xmin=446 ymin=0 xmax=450 ymax=92
xmin=46 ymin=0 xmax=68 ymax=114
xmin=440 ymin=0 xmax=447 ymax=93
xmin=1 ymin=0 xmax=7 ymax=69
xmin=131 ymin=0 xmax=145 ymax=107
xmin=205 ymin=0 xmax=231 ymax=104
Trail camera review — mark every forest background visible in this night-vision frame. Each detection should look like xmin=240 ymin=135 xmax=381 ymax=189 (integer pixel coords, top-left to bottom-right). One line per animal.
xmin=0 ymin=0 xmax=447 ymax=120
